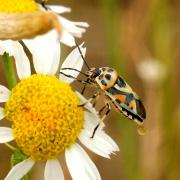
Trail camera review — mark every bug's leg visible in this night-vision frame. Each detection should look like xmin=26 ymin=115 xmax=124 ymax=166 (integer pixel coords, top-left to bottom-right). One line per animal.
xmin=92 ymin=92 xmax=100 ymax=107
xmin=91 ymin=103 xmax=111 ymax=138
xmin=78 ymin=92 xmax=101 ymax=107
xmin=59 ymin=71 xmax=89 ymax=84
xmin=99 ymin=104 xmax=107 ymax=114
xmin=81 ymin=78 xmax=90 ymax=95
xmin=40 ymin=0 xmax=50 ymax=10
xmin=81 ymin=84 xmax=86 ymax=94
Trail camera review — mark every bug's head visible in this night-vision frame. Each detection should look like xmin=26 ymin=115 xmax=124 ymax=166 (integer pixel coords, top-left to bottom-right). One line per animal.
xmin=86 ymin=67 xmax=101 ymax=79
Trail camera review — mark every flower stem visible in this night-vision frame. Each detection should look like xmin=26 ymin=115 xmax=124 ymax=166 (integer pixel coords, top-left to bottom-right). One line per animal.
xmin=2 ymin=52 xmax=17 ymax=90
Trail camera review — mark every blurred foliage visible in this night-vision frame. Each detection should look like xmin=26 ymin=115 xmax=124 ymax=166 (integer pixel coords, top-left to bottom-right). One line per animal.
xmin=97 ymin=0 xmax=180 ymax=180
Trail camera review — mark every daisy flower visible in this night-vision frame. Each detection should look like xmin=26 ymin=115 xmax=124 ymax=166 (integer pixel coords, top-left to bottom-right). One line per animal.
xmin=41 ymin=2 xmax=89 ymax=46
xmin=0 ymin=42 xmax=119 ymax=180
xmin=0 ymin=0 xmax=89 ymax=46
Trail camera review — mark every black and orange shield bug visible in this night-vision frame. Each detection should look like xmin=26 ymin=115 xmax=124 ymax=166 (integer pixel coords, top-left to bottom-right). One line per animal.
xmin=60 ymin=43 xmax=146 ymax=138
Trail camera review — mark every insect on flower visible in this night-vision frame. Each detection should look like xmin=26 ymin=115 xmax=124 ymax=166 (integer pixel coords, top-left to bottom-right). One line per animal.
xmin=60 ymin=43 xmax=146 ymax=138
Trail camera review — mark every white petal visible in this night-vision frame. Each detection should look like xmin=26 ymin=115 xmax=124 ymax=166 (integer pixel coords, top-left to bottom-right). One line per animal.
xmin=0 ymin=41 xmax=31 ymax=79
xmin=0 ymin=127 xmax=14 ymax=143
xmin=73 ymin=22 xmax=90 ymax=27
xmin=59 ymin=44 xmax=86 ymax=83
xmin=59 ymin=16 xmax=89 ymax=38
xmin=0 ymin=107 xmax=5 ymax=120
xmin=60 ymin=31 xmax=75 ymax=46
xmin=47 ymin=5 xmax=71 ymax=14
xmin=79 ymin=128 xmax=119 ymax=158
xmin=83 ymin=111 xmax=105 ymax=132
xmin=79 ymin=111 xmax=119 ymax=158
xmin=75 ymin=92 xmax=99 ymax=115
xmin=23 ymin=30 xmax=60 ymax=75
xmin=12 ymin=42 xmax=31 ymax=79
xmin=65 ymin=143 xmax=101 ymax=180
xmin=4 ymin=158 xmax=35 ymax=180
xmin=0 ymin=85 xmax=10 ymax=102
xmin=45 ymin=159 xmax=64 ymax=180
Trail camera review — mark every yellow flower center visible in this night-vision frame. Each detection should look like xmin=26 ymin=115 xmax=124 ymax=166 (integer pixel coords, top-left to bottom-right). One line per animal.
xmin=0 ymin=0 xmax=39 ymax=13
xmin=5 ymin=74 xmax=84 ymax=161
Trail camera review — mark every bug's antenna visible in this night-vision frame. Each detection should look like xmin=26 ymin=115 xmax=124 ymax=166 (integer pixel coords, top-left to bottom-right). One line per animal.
xmin=60 ymin=68 xmax=88 ymax=77
xmin=75 ymin=41 xmax=90 ymax=70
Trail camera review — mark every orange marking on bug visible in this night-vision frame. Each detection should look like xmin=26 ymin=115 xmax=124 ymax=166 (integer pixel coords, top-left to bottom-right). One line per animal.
xmin=115 ymin=94 xmax=126 ymax=103
xmin=127 ymin=101 xmax=134 ymax=109
xmin=103 ymin=86 xmax=109 ymax=91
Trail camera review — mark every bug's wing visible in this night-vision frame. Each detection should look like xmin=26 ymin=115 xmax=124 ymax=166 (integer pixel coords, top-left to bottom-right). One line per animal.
xmin=111 ymin=95 xmax=142 ymax=122
xmin=135 ymin=98 xmax=146 ymax=119
xmin=107 ymin=76 xmax=146 ymax=124
xmin=112 ymin=99 xmax=144 ymax=125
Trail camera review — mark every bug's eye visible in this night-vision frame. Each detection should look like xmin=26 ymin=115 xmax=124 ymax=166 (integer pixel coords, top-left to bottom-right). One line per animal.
xmin=86 ymin=68 xmax=101 ymax=78
xmin=91 ymin=68 xmax=101 ymax=78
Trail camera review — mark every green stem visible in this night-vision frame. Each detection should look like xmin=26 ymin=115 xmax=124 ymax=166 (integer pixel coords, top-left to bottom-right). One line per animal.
xmin=2 ymin=52 xmax=17 ymax=90
xmin=2 ymin=53 xmax=29 ymax=180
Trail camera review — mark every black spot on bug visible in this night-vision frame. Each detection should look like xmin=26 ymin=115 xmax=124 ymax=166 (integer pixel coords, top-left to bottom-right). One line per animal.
xmin=90 ymin=68 xmax=101 ymax=78
xmin=105 ymin=74 xmax=111 ymax=80
xmin=115 ymin=99 xmax=121 ymax=104
xmin=94 ymin=68 xmax=101 ymax=77
xmin=101 ymin=80 xmax=107 ymax=86
xmin=107 ymin=68 xmax=114 ymax=73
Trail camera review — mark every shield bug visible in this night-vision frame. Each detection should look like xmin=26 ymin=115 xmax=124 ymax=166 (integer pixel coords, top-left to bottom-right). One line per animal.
xmin=60 ymin=43 xmax=146 ymax=138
